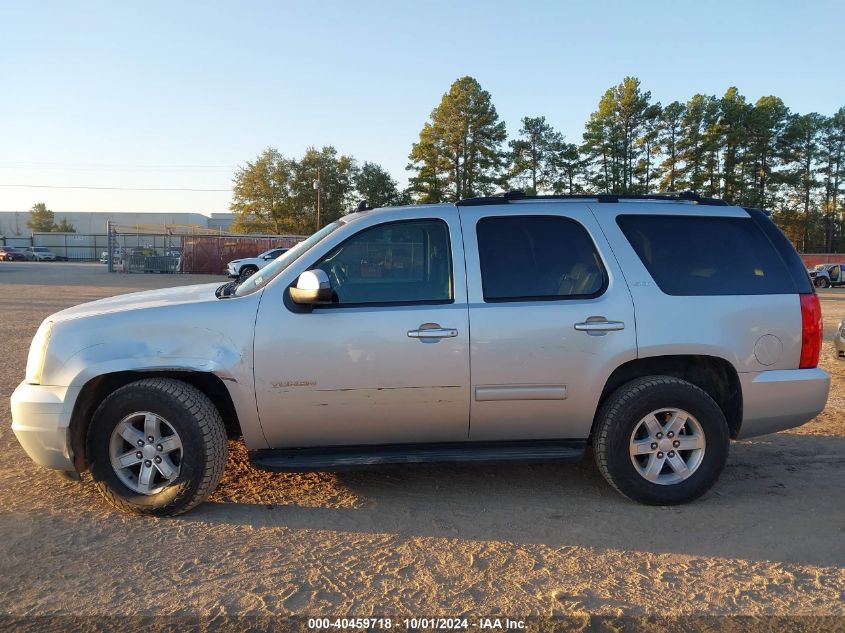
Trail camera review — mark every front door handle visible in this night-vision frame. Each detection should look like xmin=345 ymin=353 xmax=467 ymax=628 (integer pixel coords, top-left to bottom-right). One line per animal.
xmin=407 ymin=324 xmax=458 ymax=339
xmin=574 ymin=319 xmax=625 ymax=332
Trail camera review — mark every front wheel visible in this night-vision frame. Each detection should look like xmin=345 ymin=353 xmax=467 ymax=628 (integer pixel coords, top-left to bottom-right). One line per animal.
xmin=592 ymin=376 xmax=729 ymax=505
xmin=87 ymin=378 xmax=227 ymax=516
xmin=238 ymin=265 xmax=258 ymax=281
xmin=816 ymin=277 xmax=830 ymax=288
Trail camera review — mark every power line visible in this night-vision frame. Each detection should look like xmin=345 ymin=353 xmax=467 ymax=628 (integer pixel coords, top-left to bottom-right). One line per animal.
xmin=0 ymin=162 xmax=235 ymax=170
xmin=0 ymin=184 xmax=231 ymax=192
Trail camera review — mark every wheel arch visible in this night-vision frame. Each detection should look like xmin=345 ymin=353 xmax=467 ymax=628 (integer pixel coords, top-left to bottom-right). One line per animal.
xmin=69 ymin=370 xmax=241 ymax=472
xmin=593 ymin=355 xmax=743 ymax=440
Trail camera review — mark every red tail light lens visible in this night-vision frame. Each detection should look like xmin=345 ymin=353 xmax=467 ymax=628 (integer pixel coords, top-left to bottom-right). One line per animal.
xmin=799 ymin=293 xmax=823 ymax=369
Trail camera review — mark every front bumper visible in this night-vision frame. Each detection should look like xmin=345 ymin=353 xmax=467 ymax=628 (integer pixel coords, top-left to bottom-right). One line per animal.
xmin=738 ymin=368 xmax=830 ymax=438
xmin=11 ymin=381 xmax=81 ymax=471
xmin=227 ymin=263 xmax=239 ymax=277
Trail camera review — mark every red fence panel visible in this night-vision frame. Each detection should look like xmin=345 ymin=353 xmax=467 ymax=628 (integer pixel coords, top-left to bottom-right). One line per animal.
xmin=182 ymin=235 xmax=304 ymax=274
xmin=801 ymin=254 xmax=845 ymax=268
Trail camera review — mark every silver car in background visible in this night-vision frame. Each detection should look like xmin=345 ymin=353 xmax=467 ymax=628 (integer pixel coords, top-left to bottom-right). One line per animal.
xmin=10 ymin=192 xmax=830 ymax=515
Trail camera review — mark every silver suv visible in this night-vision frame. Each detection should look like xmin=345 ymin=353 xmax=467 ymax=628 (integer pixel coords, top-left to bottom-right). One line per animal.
xmin=11 ymin=192 xmax=830 ymax=515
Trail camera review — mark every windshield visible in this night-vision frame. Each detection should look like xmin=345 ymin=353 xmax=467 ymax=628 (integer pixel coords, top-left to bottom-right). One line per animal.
xmin=234 ymin=221 xmax=344 ymax=297
xmin=814 ymin=264 xmax=827 ymax=270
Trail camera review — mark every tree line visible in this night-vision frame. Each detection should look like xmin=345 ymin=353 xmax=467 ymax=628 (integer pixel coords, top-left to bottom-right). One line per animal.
xmin=230 ymin=147 xmax=409 ymax=234
xmin=230 ymin=75 xmax=843 ymax=253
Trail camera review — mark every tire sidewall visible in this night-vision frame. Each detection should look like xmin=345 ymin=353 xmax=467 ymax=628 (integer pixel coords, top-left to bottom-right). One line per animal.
xmin=88 ymin=385 xmax=210 ymax=515
xmin=601 ymin=380 xmax=729 ymax=505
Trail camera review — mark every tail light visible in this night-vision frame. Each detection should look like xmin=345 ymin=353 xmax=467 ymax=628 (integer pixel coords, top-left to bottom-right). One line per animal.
xmin=799 ymin=293 xmax=823 ymax=369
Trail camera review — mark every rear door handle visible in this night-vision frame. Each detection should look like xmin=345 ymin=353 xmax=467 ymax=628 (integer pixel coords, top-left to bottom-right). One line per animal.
xmin=574 ymin=320 xmax=625 ymax=332
xmin=407 ymin=327 xmax=458 ymax=339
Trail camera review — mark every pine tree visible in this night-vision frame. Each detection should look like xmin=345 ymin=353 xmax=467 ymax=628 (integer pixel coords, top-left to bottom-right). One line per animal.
xmin=657 ymin=101 xmax=685 ymax=191
xmin=819 ymin=109 xmax=845 ymax=250
xmin=408 ymin=77 xmax=507 ymax=201
xmin=508 ymin=116 xmax=562 ymax=194
xmin=718 ymin=87 xmax=750 ymax=203
xmin=26 ymin=203 xmax=55 ymax=232
xmin=552 ymin=142 xmax=584 ymax=194
xmin=745 ymin=96 xmax=790 ymax=209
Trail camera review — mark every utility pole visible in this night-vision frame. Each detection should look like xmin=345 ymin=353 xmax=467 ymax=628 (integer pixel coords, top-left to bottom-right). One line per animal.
xmin=313 ymin=167 xmax=322 ymax=231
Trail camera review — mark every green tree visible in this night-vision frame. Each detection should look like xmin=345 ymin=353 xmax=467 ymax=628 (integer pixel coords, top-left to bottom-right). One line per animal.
xmin=552 ymin=142 xmax=585 ymax=194
xmin=230 ymin=146 xmax=358 ymax=234
xmin=408 ymin=76 xmax=507 ymax=201
xmin=581 ymin=77 xmax=653 ymax=193
xmin=677 ymin=94 xmax=719 ymax=193
xmin=745 ymin=96 xmax=790 ymax=208
xmin=508 ymin=116 xmax=562 ymax=194
xmin=355 ymin=161 xmax=401 ymax=208
xmin=656 ymin=101 xmax=685 ymax=191
xmin=26 ymin=203 xmax=55 ymax=232
xmin=820 ymin=108 xmax=845 ymax=250
xmin=782 ymin=113 xmax=825 ymax=251
xmin=53 ymin=218 xmax=76 ymax=232
xmin=581 ymin=107 xmax=613 ymax=193
xmin=293 ymin=146 xmax=358 ymax=228
xmin=634 ymin=103 xmax=663 ymax=192
xmin=716 ymin=87 xmax=750 ymax=202
xmin=230 ymin=148 xmax=298 ymax=234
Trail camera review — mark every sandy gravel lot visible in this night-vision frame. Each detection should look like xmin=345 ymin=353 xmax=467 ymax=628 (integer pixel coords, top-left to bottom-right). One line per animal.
xmin=0 ymin=262 xmax=843 ymax=620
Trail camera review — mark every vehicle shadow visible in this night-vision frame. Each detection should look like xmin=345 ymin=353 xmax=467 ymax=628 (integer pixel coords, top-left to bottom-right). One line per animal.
xmin=189 ymin=433 xmax=845 ymax=568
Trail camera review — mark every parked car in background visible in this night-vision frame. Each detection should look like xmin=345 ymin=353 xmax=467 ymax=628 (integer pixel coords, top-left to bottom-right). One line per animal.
xmin=835 ymin=319 xmax=845 ymax=359
xmin=11 ymin=192 xmax=829 ymax=516
xmin=226 ymin=247 xmax=289 ymax=280
xmin=0 ymin=246 xmax=26 ymax=261
xmin=807 ymin=263 xmax=845 ymax=288
xmin=99 ymin=248 xmax=123 ymax=264
xmin=22 ymin=246 xmax=57 ymax=261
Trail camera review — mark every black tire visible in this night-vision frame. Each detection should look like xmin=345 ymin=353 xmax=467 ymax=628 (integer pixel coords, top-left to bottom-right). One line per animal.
xmin=816 ymin=277 xmax=830 ymax=288
xmin=87 ymin=378 xmax=227 ymax=516
xmin=593 ymin=376 xmax=730 ymax=505
xmin=238 ymin=265 xmax=258 ymax=281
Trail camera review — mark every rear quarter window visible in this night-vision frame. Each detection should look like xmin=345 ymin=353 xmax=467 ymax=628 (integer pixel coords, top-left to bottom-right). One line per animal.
xmin=617 ymin=214 xmax=799 ymax=296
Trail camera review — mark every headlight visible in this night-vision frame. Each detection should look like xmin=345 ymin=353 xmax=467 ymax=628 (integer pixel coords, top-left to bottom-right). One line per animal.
xmin=25 ymin=320 xmax=53 ymax=385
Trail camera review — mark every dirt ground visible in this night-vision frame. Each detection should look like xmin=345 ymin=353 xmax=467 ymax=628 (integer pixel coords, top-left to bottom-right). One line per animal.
xmin=0 ymin=262 xmax=843 ymax=619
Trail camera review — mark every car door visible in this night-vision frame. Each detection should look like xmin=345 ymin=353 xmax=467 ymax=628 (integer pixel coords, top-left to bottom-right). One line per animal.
xmin=459 ymin=203 xmax=637 ymax=441
xmin=253 ymin=211 xmax=471 ymax=448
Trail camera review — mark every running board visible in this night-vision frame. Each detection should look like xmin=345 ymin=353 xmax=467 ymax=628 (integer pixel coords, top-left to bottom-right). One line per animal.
xmin=249 ymin=440 xmax=587 ymax=471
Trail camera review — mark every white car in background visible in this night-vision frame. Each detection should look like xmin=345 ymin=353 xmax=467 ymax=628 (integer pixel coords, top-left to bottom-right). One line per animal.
xmin=99 ymin=248 xmax=123 ymax=264
xmin=226 ymin=247 xmax=288 ymax=280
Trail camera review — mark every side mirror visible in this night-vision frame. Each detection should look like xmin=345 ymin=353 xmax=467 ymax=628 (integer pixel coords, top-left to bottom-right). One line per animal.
xmin=290 ymin=269 xmax=333 ymax=305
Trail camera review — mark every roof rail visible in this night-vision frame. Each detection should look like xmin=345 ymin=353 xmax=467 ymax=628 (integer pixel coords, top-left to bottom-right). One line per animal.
xmin=742 ymin=205 xmax=772 ymax=217
xmin=457 ymin=190 xmax=730 ymax=207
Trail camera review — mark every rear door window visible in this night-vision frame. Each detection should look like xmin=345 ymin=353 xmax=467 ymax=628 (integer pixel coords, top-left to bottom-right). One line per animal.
xmin=617 ymin=215 xmax=797 ymax=295
xmin=476 ymin=215 xmax=607 ymax=302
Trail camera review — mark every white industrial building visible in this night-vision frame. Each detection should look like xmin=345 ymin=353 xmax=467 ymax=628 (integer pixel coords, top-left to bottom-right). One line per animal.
xmin=0 ymin=210 xmax=235 ymax=236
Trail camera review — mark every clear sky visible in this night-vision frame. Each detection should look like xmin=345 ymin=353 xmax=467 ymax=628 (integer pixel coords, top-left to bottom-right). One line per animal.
xmin=1 ymin=0 xmax=843 ymax=215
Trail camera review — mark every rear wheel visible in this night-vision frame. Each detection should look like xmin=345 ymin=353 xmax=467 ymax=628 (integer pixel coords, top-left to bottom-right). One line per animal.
xmin=593 ymin=376 xmax=729 ymax=505
xmin=87 ymin=378 xmax=227 ymax=516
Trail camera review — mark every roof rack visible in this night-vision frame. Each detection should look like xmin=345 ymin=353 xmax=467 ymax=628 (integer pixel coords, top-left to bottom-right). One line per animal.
xmin=457 ymin=190 xmax=730 ymax=207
